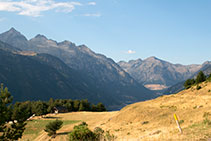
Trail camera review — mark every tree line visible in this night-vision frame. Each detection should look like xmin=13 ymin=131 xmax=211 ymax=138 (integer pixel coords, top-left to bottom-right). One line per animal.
xmin=0 ymin=83 xmax=106 ymax=140
xmin=184 ymin=71 xmax=211 ymax=89
xmin=13 ymin=98 xmax=107 ymax=117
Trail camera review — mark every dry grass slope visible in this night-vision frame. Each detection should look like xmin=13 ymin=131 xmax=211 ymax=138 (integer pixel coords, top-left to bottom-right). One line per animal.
xmin=104 ymin=81 xmax=211 ymax=140
xmin=20 ymin=82 xmax=211 ymax=141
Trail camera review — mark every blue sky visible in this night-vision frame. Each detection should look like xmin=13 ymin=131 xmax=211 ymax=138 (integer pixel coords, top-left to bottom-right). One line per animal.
xmin=0 ymin=0 xmax=210 ymax=65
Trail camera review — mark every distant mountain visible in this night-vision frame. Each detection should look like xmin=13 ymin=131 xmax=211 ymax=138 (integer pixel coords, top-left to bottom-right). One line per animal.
xmin=118 ymin=57 xmax=201 ymax=90
xmin=0 ymin=41 xmax=97 ymax=102
xmin=0 ymin=28 xmax=155 ymax=110
xmin=164 ymin=62 xmax=211 ymax=94
xmin=0 ymin=27 xmax=29 ymax=50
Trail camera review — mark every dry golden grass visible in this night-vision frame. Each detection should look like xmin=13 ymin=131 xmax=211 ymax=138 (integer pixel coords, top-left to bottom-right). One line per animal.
xmin=20 ymin=82 xmax=211 ymax=141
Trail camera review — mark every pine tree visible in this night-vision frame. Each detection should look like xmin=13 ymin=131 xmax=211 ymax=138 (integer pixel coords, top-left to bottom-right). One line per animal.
xmin=184 ymin=79 xmax=195 ymax=89
xmin=47 ymin=98 xmax=54 ymax=113
xmin=96 ymin=103 xmax=107 ymax=112
xmin=0 ymin=83 xmax=27 ymax=140
xmin=195 ymin=71 xmax=206 ymax=84
xmin=44 ymin=120 xmax=63 ymax=137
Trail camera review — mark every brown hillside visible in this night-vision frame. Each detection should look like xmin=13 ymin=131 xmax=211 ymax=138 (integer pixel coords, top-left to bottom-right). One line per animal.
xmin=22 ymin=82 xmax=211 ymax=141
xmin=103 ymin=81 xmax=211 ymax=140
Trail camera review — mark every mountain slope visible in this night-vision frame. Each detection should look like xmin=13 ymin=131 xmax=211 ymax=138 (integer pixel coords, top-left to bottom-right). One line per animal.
xmin=0 ymin=28 xmax=155 ymax=109
xmin=118 ymin=57 xmax=201 ymax=89
xmin=102 ymin=81 xmax=211 ymax=140
xmin=23 ymin=81 xmax=211 ymax=141
xmin=0 ymin=41 xmax=102 ymax=102
xmin=164 ymin=62 xmax=211 ymax=94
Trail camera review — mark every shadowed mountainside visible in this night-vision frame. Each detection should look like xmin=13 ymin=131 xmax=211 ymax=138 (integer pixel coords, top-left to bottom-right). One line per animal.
xmin=0 ymin=28 xmax=155 ymax=110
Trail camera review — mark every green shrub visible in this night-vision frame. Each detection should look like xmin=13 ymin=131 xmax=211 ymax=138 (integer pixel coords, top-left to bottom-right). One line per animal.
xmin=203 ymin=112 xmax=211 ymax=126
xmin=69 ymin=122 xmax=115 ymax=141
xmin=94 ymin=127 xmax=104 ymax=140
xmin=196 ymin=85 xmax=202 ymax=90
xmin=179 ymin=120 xmax=184 ymax=124
xmin=141 ymin=121 xmax=149 ymax=125
xmin=44 ymin=120 xmax=63 ymax=137
xmin=203 ymin=119 xmax=211 ymax=125
xmin=203 ymin=112 xmax=211 ymax=118
xmin=69 ymin=122 xmax=96 ymax=141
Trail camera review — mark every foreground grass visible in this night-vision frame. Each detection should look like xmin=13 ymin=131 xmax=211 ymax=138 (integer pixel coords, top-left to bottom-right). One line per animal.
xmin=21 ymin=118 xmax=80 ymax=140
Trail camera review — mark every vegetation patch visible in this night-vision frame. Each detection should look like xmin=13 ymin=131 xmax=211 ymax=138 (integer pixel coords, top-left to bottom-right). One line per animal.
xmin=179 ymin=120 xmax=184 ymax=124
xmin=196 ymin=85 xmax=202 ymax=90
xmin=184 ymin=71 xmax=208 ymax=89
xmin=44 ymin=120 xmax=63 ymax=137
xmin=141 ymin=121 xmax=149 ymax=125
xmin=23 ymin=119 xmax=79 ymax=139
xmin=69 ymin=122 xmax=116 ymax=141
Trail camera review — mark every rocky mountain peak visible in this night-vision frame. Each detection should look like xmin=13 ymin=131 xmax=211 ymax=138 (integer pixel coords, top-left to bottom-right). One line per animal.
xmin=34 ymin=34 xmax=48 ymax=40
xmin=128 ymin=58 xmax=142 ymax=64
xmin=145 ymin=56 xmax=160 ymax=62
xmin=118 ymin=56 xmax=202 ymax=88
xmin=58 ymin=40 xmax=75 ymax=46
xmin=0 ymin=27 xmax=27 ymax=41
xmin=202 ymin=61 xmax=211 ymax=66
xmin=8 ymin=27 xmax=18 ymax=33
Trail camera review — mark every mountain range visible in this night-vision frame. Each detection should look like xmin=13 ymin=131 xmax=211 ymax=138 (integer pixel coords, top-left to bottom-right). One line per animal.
xmin=0 ymin=28 xmax=155 ymax=110
xmin=118 ymin=57 xmax=202 ymax=90
xmin=0 ymin=28 xmax=210 ymax=109
xmin=164 ymin=62 xmax=211 ymax=94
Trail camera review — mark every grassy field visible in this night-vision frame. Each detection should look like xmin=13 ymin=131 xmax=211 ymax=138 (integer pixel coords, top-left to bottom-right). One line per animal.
xmin=20 ymin=81 xmax=211 ymax=141
xmin=21 ymin=118 xmax=80 ymax=141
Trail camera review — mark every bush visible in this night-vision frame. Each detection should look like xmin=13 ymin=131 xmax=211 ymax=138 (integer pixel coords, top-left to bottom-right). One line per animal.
xmin=69 ymin=122 xmax=116 ymax=141
xmin=69 ymin=122 xmax=96 ymax=141
xmin=94 ymin=127 xmax=104 ymax=140
xmin=44 ymin=120 xmax=63 ymax=137
xmin=104 ymin=131 xmax=116 ymax=141
xmin=179 ymin=120 xmax=184 ymax=124
xmin=196 ymin=85 xmax=202 ymax=90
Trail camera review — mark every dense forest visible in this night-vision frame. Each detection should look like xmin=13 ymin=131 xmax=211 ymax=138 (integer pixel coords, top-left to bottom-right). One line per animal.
xmin=13 ymin=98 xmax=107 ymax=117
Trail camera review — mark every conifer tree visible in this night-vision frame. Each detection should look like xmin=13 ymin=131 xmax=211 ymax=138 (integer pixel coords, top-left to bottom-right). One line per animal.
xmin=0 ymin=84 xmax=27 ymax=140
xmin=44 ymin=120 xmax=63 ymax=137
xmin=196 ymin=71 xmax=206 ymax=84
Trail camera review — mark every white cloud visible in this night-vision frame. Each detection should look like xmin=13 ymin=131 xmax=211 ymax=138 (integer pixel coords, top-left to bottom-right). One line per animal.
xmin=0 ymin=0 xmax=82 ymax=17
xmin=126 ymin=50 xmax=136 ymax=54
xmin=83 ymin=13 xmax=101 ymax=17
xmin=88 ymin=2 xmax=96 ymax=6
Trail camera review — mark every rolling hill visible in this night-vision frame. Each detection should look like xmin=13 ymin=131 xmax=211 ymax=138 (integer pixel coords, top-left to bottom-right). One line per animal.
xmin=21 ymin=81 xmax=211 ymax=141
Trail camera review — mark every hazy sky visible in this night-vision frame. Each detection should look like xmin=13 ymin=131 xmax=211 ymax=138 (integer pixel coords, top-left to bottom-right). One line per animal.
xmin=0 ymin=0 xmax=210 ymax=65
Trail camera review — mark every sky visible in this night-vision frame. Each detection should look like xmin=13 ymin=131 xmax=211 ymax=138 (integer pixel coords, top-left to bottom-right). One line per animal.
xmin=0 ymin=0 xmax=210 ymax=65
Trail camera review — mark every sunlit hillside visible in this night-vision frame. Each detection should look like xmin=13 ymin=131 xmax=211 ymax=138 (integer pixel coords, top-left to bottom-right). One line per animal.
xmin=21 ymin=81 xmax=211 ymax=141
